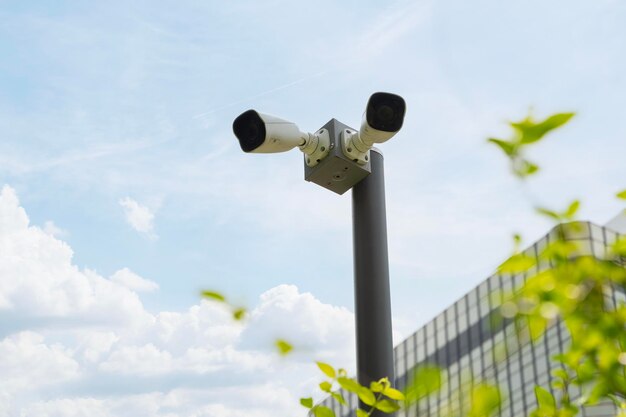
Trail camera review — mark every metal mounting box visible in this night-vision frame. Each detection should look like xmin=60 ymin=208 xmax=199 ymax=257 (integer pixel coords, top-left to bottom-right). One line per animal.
xmin=303 ymin=119 xmax=371 ymax=195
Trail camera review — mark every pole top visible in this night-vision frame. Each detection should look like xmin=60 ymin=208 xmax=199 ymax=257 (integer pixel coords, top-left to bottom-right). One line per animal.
xmin=370 ymin=147 xmax=384 ymax=158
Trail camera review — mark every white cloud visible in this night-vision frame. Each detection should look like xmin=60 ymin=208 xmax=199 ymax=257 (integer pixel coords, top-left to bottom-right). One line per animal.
xmin=119 ymin=197 xmax=157 ymax=238
xmin=0 ymin=331 xmax=80 ymax=390
xmin=0 ymin=187 xmax=151 ymax=323
xmin=110 ymin=268 xmax=159 ymax=292
xmin=239 ymin=285 xmax=355 ymax=364
xmin=0 ymin=184 xmax=355 ymax=416
xmin=19 ymin=398 xmax=108 ymax=417
xmin=43 ymin=220 xmax=68 ymax=238
xmin=99 ymin=343 xmax=173 ymax=375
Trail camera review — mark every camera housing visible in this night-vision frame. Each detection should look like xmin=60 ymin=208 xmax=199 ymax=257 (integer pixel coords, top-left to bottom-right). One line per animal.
xmin=232 ymin=110 xmax=329 ymax=166
xmin=341 ymin=92 xmax=406 ymax=165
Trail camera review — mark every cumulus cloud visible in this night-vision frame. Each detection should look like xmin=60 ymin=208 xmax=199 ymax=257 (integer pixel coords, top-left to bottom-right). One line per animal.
xmin=110 ymin=268 xmax=159 ymax=292
xmin=43 ymin=220 xmax=68 ymax=238
xmin=0 ymin=331 xmax=80 ymax=390
xmin=0 ymin=185 xmax=355 ymax=416
xmin=119 ymin=197 xmax=157 ymax=238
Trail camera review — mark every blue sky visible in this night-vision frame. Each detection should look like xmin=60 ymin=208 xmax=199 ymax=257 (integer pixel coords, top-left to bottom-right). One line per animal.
xmin=1 ymin=0 xmax=625 ymax=415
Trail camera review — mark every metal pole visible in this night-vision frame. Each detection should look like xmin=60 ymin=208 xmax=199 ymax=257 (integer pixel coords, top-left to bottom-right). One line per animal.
xmin=352 ymin=148 xmax=395 ymax=415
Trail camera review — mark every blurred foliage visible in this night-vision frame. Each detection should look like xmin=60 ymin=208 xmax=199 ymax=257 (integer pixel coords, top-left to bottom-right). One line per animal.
xmin=501 ymin=223 xmax=626 ymax=415
xmin=200 ymin=289 xmax=248 ymax=321
xmin=488 ymin=111 xmax=574 ymax=178
xmin=403 ymin=365 xmax=442 ymax=405
xmin=490 ymin=111 xmax=626 ymax=416
xmin=275 ymin=339 xmax=294 ymax=356
xmin=302 ymin=361 xmax=503 ymax=417
xmin=302 ymin=361 xmax=408 ymax=416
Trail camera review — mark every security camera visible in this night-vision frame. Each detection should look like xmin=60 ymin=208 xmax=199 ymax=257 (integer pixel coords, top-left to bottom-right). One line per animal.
xmin=233 ymin=110 xmax=330 ymax=167
xmin=341 ymin=92 xmax=406 ymax=165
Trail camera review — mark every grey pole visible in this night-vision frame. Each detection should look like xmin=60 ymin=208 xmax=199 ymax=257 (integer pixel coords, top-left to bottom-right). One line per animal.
xmin=352 ymin=148 xmax=395 ymax=415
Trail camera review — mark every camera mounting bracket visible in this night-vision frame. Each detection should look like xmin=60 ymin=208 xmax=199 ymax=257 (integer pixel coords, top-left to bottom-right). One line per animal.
xmin=303 ymin=119 xmax=371 ymax=195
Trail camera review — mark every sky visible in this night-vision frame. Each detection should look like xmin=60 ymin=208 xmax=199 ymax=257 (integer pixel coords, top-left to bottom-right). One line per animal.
xmin=0 ymin=0 xmax=625 ymax=415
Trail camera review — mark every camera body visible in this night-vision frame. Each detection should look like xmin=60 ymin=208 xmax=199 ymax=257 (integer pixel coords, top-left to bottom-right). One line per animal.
xmin=233 ymin=110 xmax=329 ymax=166
xmin=233 ymin=110 xmax=308 ymax=153
xmin=342 ymin=92 xmax=406 ymax=165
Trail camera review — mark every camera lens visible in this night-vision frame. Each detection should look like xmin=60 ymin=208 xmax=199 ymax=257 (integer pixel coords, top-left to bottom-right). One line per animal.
xmin=233 ymin=110 xmax=267 ymax=152
xmin=376 ymin=105 xmax=395 ymax=123
xmin=366 ymin=92 xmax=406 ymax=132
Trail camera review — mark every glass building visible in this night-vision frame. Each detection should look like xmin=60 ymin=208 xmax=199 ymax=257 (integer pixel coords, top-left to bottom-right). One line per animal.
xmin=317 ymin=219 xmax=625 ymax=417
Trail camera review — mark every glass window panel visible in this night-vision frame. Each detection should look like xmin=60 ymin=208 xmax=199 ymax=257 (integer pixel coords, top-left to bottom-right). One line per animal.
xmin=575 ymin=240 xmax=594 ymax=256
xmin=606 ymin=229 xmax=617 ymax=245
xmin=458 ymin=296 xmax=467 ymax=311
xmin=397 ymin=341 xmax=405 ymax=357
xmin=479 ymin=281 xmax=489 ymax=298
xmin=468 ymin=290 xmax=478 ymax=307
xmin=458 ymin=312 xmax=469 ymax=333
xmin=469 ymin=306 xmax=479 ymax=323
xmin=479 ymin=299 xmax=491 ymax=316
xmin=436 ymin=329 xmax=446 ymax=347
xmin=426 ymin=322 xmax=434 ymax=337
xmin=436 ymin=314 xmax=445 ymax=329
xmin=417 ymin=343 xmax=425 ymax=361
xmin=426 ymin=336 xmax=435 ymax=354
xmin=447 ymin=322 xmax=457 ymax=339
xmin=523 ymin=364 xmax=535 ymax=383
xmin=446 ymin=306 xmax=456 ymax=323
xmin=513 ymin=273 xmax=525 ymax=289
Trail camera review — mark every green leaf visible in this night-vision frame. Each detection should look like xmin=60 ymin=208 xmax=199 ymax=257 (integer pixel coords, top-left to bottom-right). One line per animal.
xmin=383 ymin=386 xmax=405 ymax=401
xmin=469 ymin=384 xmax=501 ymax=417
xmin=513 ymin=112 xmax=575 ymax=144
xmin=374 ymin=399 xmax=400 ymax=413
xmin=513 ymin=233 xmax=522 ymax=248
xmin=331 ymin=392 xmax=346 ymax=406
xmin=356 ymin=409 xmax=369 ymax=417
xmin=300 ymin=397 xmax=313 ymax=409
xmin=565 ymin=200 xmax=580 ymax=219
xmin=617 ymin=190 xmax=626 ymax=200
xmin=200 ymin=290 xmax=226 ymax=302
xmin=370 ymin=380 xmax=384 ymax=393
xmin=498 ymin=254 xmax=535 ymax=273
xmin=586 ymin=380 xmax=609 ymax=404
xmin=488 ymin=138 xmax=517 ymax=157
xmin=312 ymin=405 xmax=335 ymax=417
xmin=316 ymin=362 xmax=336 ymax=379
xmin=337 ymin=377 xmax=362 ymax=393
xmin=232 ymin=307 xmax=246 ymax=321
xmin=319 ymin=381 xmax=332 ymax=393
xmin=535 ymin=386 xmax=556 ymax=412
xmin=403 ymin=365 xmax=442 ymax=404
xmin=528 ymin=315 xmax=548 ymax=341
xmin=357 ymin=386 xmax=377 ymax=406
xmin=612 ymin=238 xmax=626 ymax=257
xmin=540 ymin=240 xmax=579 ymax=260
xmin=274 ymin=339 xmax=293 ymax=356
xmin=552 ymin=369 xmax=569 ymax=381
xmin=517 ymin=160 xmax=540 ymax=177
xmin=536 ymin=207 xmax=562 ymax=222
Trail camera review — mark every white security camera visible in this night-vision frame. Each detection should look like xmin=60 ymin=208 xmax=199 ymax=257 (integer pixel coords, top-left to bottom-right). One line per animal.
xmin=341 ymin=92 xmax=406 ymax=164
xmin=233 ymin=110 xmax=330 ymax=167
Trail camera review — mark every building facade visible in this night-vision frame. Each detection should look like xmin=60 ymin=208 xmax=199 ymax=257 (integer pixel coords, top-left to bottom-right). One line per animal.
xmin=318 ymin=220 xmax=625 ymax=417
